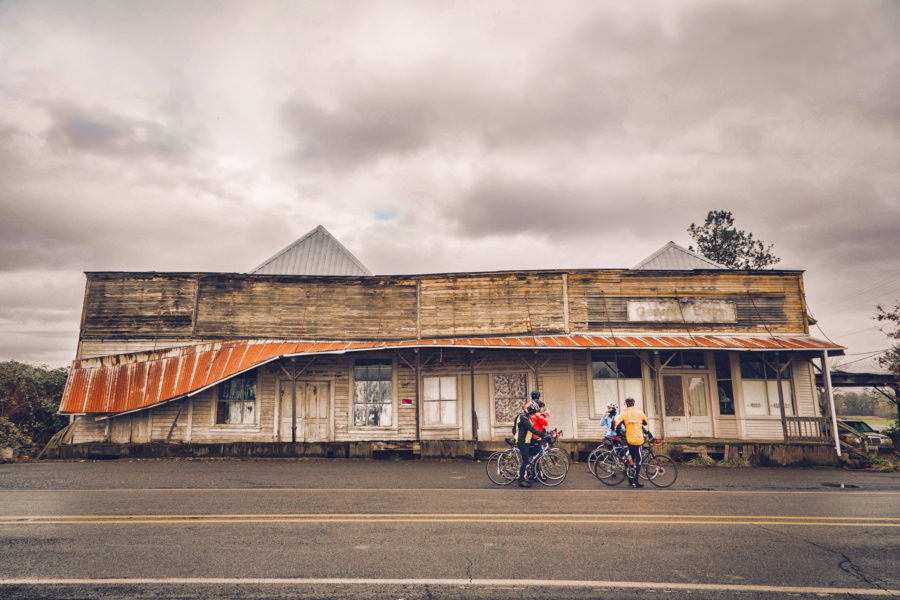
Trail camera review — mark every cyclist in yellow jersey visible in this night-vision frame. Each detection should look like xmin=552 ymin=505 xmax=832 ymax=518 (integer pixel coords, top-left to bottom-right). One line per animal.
xmin=614 ymin=397 xmax=651 ymax=488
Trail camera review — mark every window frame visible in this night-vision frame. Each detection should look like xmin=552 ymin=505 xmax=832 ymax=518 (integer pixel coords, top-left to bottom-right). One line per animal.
xmin=212 ymin=370 xmax=260 ymax=428
xmin=714 ymin=352 xmax=736 ymax=417
xmin=586 ymin=350 xmax=649 ymax=419
xmin=421 ymin=374 xmax=460 ymax=429
xmin=736 ymin=353 xmax=795 ymax=418
xmin=349 ymin=356 xmax=397 ymax=430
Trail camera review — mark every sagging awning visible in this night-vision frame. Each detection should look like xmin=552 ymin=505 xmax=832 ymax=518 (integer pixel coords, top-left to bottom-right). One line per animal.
xmin=60 ymin=333 xmax=843 ymax=415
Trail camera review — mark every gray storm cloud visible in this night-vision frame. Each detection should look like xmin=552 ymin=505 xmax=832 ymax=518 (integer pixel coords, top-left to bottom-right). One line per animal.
xmin=0 ymin=0 xmax=898 ymax=367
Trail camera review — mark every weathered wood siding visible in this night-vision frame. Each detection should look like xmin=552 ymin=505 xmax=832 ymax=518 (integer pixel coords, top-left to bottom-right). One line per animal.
xmin=418 ymin=273 xmax=566 ymax=337
xmin=66 ymin=351 xmax=825 ymax=444
xmin=793 ymin=360 xmax=819 ymax=417
xmin=77 ymin=269 xmax=808 ymax=359
xmin=567 ymin=271 xmax=806 ymax=333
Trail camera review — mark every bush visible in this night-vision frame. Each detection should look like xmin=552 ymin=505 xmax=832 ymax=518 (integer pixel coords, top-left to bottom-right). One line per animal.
xmin=0 ymin=361 xmax=68 ymax=448
xmin=0 ymin=417 xmax=31 ymax=450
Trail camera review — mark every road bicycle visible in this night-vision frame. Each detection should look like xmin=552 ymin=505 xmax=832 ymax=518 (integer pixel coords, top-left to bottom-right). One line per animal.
xmin=592 ymin=436 xmax=677 ymax=488
xmin=485 ymin=429 xmax=569 ymax=487
xmin=586 ymin=438 xmax=624 ymax=474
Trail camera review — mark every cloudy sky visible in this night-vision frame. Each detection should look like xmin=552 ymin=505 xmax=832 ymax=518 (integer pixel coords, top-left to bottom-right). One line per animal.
xmin=1 ymin=0 xmax=898 ymax=370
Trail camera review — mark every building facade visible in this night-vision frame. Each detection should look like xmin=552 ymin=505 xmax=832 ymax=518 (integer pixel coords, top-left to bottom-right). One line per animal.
xmin=59 ymin=264 xmax=843 ymax=453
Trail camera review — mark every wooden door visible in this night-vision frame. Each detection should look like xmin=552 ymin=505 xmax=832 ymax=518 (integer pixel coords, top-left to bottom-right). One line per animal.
xmin=461 ymin=374 xmax=490 ymax=441
xmin=663 ymin=375 xmax=687 ymax=437
xmin=663 ymin=374 xmax=713 ymax=438
xmin=685 ymin=375 xmax=713 ymax=437
xmin=542 ymin=375 xmax=575 ymax=439
xmin=305 ymin=382 xmax=330 ymax=442
xmin=279 ymin=380 xmax=300 ymax=442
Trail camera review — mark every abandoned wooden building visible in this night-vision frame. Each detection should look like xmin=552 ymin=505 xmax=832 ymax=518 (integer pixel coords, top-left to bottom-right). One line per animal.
xmin=55 ymin=227 xmax=845 ymax=461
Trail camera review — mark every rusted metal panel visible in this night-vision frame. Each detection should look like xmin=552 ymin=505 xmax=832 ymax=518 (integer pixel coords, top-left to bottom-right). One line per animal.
xmin=205 ymin=347 xmax=234 ymax=387
xmin=144 ymin=360 xmax=165 ymax=408
xmin=189 ymin=351 xmax=215 ymax=391
xmin=159 ymin=356 xmax=181 ymax=400
xmin=59 ymin=333 xmax=843 ymax=415
xmin=60 ymin=367 xmax=90 ymax=413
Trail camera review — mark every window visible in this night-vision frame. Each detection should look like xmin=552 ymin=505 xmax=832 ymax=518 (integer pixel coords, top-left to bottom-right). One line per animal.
xmin=715 ymin=353 xmax=735 ymax=416
xmin=216 ymin=371 xmax=257 ymax=425
xmin=354 ymin=359 xmax=393 ymax=426
xmin=423 ymin=376 xmax=457 ymax=426
xmin=493 ymin=373 xmax=527 ymax=424
xmin=591 ymin=351 xmax=644 ymax=412
xmin=739 ymin=353 xmax=793 ymax=417
xmin=661 ymin=351 xmax=706 ymax=370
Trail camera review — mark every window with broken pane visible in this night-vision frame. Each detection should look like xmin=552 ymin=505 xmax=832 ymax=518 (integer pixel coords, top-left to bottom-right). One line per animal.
xmin=353 ymin=359 xmax=393 ymax=426
xmin=216 ymin=371 xmax=258 ymax=425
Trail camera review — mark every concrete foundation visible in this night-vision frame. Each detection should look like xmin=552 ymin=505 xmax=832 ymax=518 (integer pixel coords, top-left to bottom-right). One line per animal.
xmin=43 ymin=439 xmax=839 ymax=466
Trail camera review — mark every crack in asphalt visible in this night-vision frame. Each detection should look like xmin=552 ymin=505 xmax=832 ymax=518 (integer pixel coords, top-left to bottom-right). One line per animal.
xmin=754 ymin=524 xmax=897 ymax=597
xmin=465 ymin=556 xmax=473 ymax=584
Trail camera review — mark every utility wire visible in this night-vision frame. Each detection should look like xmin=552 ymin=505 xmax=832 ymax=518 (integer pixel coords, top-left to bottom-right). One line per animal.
xmin=815 ymin=272 xmax=900 ymax=313
xmin=833 ymin=351 xmax=889 ymax=369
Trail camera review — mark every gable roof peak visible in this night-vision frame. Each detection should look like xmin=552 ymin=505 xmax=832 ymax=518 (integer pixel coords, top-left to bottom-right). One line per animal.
xmin=250 ymin=225 xmax=373 ymax=276
xmin=632 ymin=241 xmax=727 ymax=270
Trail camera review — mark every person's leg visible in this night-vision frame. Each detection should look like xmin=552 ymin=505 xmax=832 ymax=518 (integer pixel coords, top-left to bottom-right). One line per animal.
xmin=517 ymin=443 xmax=532 ymax=485
xmin=628 ymin=444 xmax=643 ymax=487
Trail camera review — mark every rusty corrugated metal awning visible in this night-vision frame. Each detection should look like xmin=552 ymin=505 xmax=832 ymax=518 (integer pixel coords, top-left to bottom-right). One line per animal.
xmin=59 ymin=333 xmax=843 ymax=415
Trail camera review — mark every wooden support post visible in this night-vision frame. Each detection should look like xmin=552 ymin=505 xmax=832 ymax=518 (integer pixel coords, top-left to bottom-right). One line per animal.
xmin=653 ymin=351 xmax=666 ymax=439
xmin=822 ymin=351 xmax=841 ymax=458
xmin=291 ymin=358 xmax=297 ymax=444
xmin=166 ymin=401 xmax=184 ymax=442
xmin=414 ymin=349 xmax=421 ymax=442
xmin=775 ymin=352 xmax=789 ymax=441
xmin=470 ymin=349 xmax=478 ymax=443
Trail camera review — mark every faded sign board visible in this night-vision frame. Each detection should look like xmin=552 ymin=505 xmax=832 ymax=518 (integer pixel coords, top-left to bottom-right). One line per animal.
xmin=627 ymin=300 xmax=737 ymax=323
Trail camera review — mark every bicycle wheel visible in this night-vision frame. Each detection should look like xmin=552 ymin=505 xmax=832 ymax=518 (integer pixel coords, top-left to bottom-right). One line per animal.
xmin=592 ymin=453 xmax=626 ymax=486
xmin=638 ymin=447 xmax=652 ymax=481
xmin=586 ymin=446 xmax=603 ymax=474
xmin=644 ymin=454 xmax=677 ymax=488
xmin=486 ymin=451 xmax=519 ymax=486
xmin=546 ymin=447 xmax=570 ymax=470
xmin=536 ymin=453 xmax=567 ymax=486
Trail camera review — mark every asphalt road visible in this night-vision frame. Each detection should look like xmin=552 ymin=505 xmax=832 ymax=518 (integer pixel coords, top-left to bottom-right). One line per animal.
xmin=1 ymin=458 xmax=898 ymax=599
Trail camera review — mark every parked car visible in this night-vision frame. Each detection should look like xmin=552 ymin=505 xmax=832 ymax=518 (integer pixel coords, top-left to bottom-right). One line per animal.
xmin=838 ymin=420 xmax=895 ymax=452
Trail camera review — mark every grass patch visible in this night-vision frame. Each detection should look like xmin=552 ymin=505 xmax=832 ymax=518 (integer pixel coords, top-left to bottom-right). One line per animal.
xmin=842 ymin=416 xmax=894 ymax=429
xmin=868 ymin=455 xmax=900 ymax=472
xmin=717 ymin=455 xmax=752 ymax=468
xmin=685 ymin=455 xmax=717 ymax=467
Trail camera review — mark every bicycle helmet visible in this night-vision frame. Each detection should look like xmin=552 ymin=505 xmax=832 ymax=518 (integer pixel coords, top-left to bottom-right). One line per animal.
xmin=625 ymin=397 xmax=636 ymax=406
xmin=606 ymin=402 xmax=617 ymax=410
xmin=531 ymin=391 xmax=541 ymax=400
xmin=525 ymin=400 xmax=540 ymax=415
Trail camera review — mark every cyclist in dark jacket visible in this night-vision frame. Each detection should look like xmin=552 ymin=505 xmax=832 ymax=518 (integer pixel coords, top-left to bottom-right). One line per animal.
xmin=513 ymin=396 xmax=546 ymax=487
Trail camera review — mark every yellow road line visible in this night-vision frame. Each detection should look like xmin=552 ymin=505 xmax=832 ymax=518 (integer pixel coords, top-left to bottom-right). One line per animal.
xmin=2 ymin=512 xmax=898 ymax=520
xmin=0 ymin=516 xmax=897 ymax=527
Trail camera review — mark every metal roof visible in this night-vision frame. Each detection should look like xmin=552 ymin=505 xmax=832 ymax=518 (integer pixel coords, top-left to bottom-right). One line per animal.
xmin=59 ymin=334 xmax=844 ymax=415
xmin=633 ymin=241 xmax=726 ymax=270
xmin=250 ymin=225 xmax=372 ymax=276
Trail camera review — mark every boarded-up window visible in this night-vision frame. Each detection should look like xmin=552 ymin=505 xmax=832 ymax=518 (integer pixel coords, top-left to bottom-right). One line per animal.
xmin=423 ymin=376 xmax=457 ymax=426
xmin=216 ymin=371 xmax=257 ymax=425
xmin=354 ymin=359 xmax=393 ymax=426
xmin=591 ymin=351 xmax=645 ymax=414
xmin=493 ymin=373 xmax=526 ymax=424
xmin=739 ymin=354 xmax=793 ymax=417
